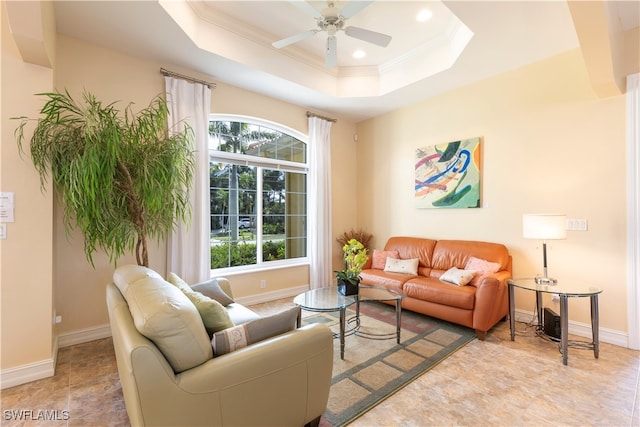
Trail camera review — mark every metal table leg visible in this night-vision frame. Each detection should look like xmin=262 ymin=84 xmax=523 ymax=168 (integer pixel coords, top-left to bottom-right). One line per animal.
xmin=536 ymin=290 xmax=543 ymax=332
xmin=339 ymin=307 xmax=346 ymax=360
xmin=560 ymin=295 xmax=569 ymax=365
xmin=395 ymin=298 xmax=402 ymax=344
xmin=591 ymin=294 xmax=600 ymax=359
xmin=509 ymin=283 xmax=515 ymax=341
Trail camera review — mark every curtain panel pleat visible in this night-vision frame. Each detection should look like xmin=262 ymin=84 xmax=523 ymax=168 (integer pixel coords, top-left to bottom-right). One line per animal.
xmin=165 ymin=76 xmax=212 ymax=283
xmin=308 ymin=117 xmax=333 ymax=289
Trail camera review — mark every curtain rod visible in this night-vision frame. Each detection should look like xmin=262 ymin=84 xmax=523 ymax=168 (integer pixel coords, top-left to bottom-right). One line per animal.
xmin=306 ymin=111 xmax=337 ymax=123
xmin=160 ymin=68 xmax=217 ymax=89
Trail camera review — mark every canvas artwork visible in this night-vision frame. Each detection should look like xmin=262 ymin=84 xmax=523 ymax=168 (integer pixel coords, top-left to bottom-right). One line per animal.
xmin=415 ymin=137 xmax=481 ymax=208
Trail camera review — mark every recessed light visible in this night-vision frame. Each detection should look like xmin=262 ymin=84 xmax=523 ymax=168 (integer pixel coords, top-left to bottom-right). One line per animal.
xmin=352 ymin=49 xmax=366 ymax=59
xmin=416 ymin=9 xmax=433 ymax=22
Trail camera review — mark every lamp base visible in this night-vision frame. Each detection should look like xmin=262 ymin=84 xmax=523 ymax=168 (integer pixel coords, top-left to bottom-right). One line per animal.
xmin=535 ymin=276 xmax=558 ymax=285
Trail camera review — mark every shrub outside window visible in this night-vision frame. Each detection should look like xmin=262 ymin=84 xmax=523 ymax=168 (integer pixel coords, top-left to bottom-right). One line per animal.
xmin=209 ymin=116 xmax=308 ymax=272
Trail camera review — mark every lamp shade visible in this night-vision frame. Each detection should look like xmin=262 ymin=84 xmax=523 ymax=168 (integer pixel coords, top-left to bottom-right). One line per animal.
xmin=522 ymin=214 xmax=567 ymax=240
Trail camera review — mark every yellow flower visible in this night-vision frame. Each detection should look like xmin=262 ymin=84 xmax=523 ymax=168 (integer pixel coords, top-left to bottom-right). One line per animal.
xmin=336 ymin=238 xmax=368 ymax=284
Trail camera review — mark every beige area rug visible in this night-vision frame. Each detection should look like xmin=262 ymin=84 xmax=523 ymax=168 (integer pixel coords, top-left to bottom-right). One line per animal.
xmin=301 ymin=302 xmax=476 ymax=427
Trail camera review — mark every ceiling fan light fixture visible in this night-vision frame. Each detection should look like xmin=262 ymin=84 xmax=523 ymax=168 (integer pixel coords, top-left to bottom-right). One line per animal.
xmin=416 ymin=9 xmax=433 ymax=22
xmin=273 ymin=1 xmax=391 ymax=67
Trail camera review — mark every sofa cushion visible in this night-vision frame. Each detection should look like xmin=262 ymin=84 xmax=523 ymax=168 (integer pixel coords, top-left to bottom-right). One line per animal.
xmin=384 ymin=257 xmax=419 ymax=275
xmin=383 ymin=236 xmax=437 ymax=271
xmin=465 ymin=257 xmax=502 ymax=286
xmin=371 ymin=249 xmax=400 ymax=270
xmin=431 ymin=240 xmax=510 ymax=272
xmin=113 ymin=265 xmax=213 ymax=373
xmin=211 ymin=307 xmax=300 ymax=356
xmin=440 ymin=267 xmax=477 ymax=286
xmin=358 ymin=268 xmax=416 ymax=292
xmin=404 ymin=277 xmax=476 ymax=310
xmin=167 ymin=272 xmax=234 ymax=335
xmin=226 ymin=303 xmax=262 ymax=325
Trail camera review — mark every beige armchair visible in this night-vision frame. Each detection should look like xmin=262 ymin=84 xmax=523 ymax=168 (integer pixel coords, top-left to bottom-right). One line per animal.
xmin=106 ymin=269 xmax=333 ymax=427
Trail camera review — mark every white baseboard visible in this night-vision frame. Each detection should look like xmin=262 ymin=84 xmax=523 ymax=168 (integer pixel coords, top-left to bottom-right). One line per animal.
xmin=0 ymin=325 xmax=113 ymax=389
xmin=57 ymin=324 xmax=112 ymax=348
xmin=235 ymin=284 xmax=309 ymax=306
xmin=0 ymin=357 xmax=55 ymax=390
xmin=513 ymin=309 xmax=628 ymax=347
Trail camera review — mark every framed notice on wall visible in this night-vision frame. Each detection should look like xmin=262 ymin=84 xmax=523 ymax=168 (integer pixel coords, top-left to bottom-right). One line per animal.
xmin=414 ymin=137 xmax=481 ymax=209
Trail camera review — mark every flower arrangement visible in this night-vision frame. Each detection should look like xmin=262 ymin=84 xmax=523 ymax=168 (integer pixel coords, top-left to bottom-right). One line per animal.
xmin=335 ymin=238 xmax=369 ymax=287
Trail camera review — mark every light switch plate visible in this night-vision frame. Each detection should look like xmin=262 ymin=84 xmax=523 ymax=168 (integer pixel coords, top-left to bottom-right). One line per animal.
xmin=566 ymin=218 xmax=588 ymax=231
xmin=0 ymin=224 xmax=6 ymax=239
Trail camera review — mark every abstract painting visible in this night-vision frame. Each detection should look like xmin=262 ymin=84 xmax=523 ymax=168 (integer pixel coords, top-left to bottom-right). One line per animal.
xmin=415 ymin=137 xmax=481 ymax=208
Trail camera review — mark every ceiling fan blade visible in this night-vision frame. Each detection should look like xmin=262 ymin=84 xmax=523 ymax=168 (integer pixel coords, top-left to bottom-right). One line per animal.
xmin=340 ymin=1 xmax=373 ymax=20
xmin=344 ymin=26 xmax=392 ymax=47
xmin=288 ymin=0 xmax=323 ymax=20
xmin=272 ymin=29 xmax=318 ymax=49
xmin=325 ymin=36 xmax=337 ymax=67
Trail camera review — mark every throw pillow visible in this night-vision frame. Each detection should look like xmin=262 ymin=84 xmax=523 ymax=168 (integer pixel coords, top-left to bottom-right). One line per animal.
xmin=168 ymin=273 xmax=234 ymax=306
xmin=465 ymin=257 xmax=502 ymax=286
xmin=211 ymin=306 xmax=300 ymax=356
xmin=167 ymin=272 xmax=234 ymax=335
xmin=440 ymin=267 xmax=477 ymax=286
xmin=383 ymin=257 xmax=419 ymax=275
xmin=371 ymin=249 xmax=400 ymax=270
xmin=192 ymin=278 xmax=234 ymax=306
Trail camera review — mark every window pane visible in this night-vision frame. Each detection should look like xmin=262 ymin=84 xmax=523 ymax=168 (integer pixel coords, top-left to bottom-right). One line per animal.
xmin=209 ymin=162 xmax=259 ymax=269
xmin=210 ymin=120 xmax=306 ymax=164
xmin=262 ymin=169 xmax=306 ymax=261
xmin=209 ymin=118 xmax=307 ymax=271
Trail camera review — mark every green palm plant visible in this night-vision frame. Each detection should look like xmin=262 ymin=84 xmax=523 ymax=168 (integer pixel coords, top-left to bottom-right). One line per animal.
xmin=14 ymin=90 xmax=194 ymax=267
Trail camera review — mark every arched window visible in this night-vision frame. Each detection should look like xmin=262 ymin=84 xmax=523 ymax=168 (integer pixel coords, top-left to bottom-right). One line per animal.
xmin=208 ymin=115 xmax=308 ymax=272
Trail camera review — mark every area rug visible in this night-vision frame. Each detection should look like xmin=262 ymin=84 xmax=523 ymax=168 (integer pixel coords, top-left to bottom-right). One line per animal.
xmin=301 ymin=302 xmax=476 ymax=427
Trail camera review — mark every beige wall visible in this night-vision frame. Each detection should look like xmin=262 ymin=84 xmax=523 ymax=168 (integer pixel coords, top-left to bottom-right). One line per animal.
xmin=356 ymin=49 xmax=628 ymax=333
xmin=1 ymin=1 xmax=55 ymax=371
xmin=50 ymin=34 xmax=357 ymax=334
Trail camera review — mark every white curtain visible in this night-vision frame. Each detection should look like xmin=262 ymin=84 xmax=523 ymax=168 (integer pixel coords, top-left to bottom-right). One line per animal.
xmin=308 ymin=117 xmax=333 ymax=289
xmin=165 ymin=76 xmax=211 ymax=283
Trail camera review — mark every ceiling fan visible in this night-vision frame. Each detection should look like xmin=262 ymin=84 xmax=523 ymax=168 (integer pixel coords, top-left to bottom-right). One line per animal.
xmin=272 ymin=1 xmax=392 ymax=67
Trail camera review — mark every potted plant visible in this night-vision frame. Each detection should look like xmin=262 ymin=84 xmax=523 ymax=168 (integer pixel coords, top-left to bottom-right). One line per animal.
xmin=14 ymin=90 xmax=194 ymax=267
xmin=335 ymin=238 xmax=368 ymax=296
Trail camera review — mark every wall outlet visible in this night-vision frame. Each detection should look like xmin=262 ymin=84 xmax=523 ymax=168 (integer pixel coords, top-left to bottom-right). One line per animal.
xmin=260 ymin=280 xmax=266 ymax=289
xmin=54 ymin=315 xmax=62 ymax=324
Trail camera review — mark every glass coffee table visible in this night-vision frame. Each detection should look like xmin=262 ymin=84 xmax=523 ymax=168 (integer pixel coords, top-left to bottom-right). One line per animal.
xmin=293 ymin=288 xmax=356 ymax=359
xmin=350 ymin=285 xmax=405 ymax=344
xmin=293 ymin=286 xmax=405 ymax=359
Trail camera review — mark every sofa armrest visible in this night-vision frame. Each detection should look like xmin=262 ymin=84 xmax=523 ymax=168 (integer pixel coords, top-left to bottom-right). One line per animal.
xmin=363 ymin=255 xmax=373 ymax=270
xmin=472 ymin=271 xmax=511 ymax=333
xmin=215 ymin=277 xmax=234 ymax=300
xmin=131 ymin=323 xmax=333 ymax=426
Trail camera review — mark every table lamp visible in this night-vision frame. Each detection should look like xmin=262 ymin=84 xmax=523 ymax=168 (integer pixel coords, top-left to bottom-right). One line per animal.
xmin=522 ymin=213 xmax=566 ymax=285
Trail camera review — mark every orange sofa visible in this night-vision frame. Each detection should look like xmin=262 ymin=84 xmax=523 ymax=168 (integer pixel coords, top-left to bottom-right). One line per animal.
xmin=359 ymin=236 xmax=512 ymax=340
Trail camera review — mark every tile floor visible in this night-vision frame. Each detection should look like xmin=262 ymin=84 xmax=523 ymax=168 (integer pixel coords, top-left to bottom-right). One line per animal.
xmin=1 ymin=299 xmax=638 ymax=426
